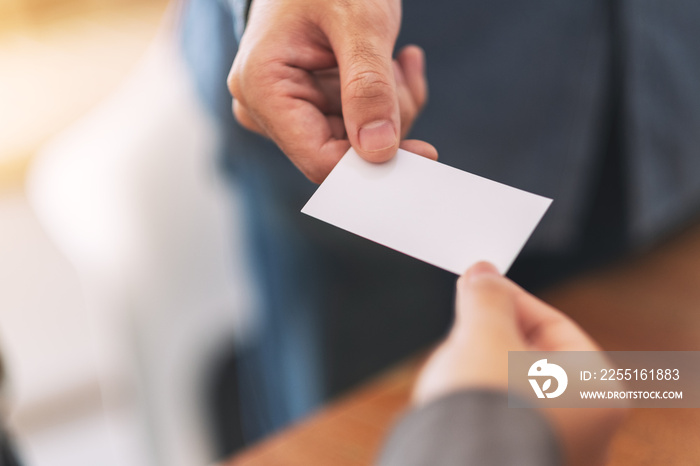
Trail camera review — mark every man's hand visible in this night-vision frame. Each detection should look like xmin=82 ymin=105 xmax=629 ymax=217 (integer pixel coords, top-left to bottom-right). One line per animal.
xmin=228 ymin=0 xmax=436 ymax=183
xmin=413 ymin=262 xmax=626 ymax=466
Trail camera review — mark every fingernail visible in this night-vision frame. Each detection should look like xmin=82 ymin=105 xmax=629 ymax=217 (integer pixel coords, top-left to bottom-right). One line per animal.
xmin=359 ymin=120 xmax=397 ymax=152
xmin=466 ymin=261 xmax=500 ymax=282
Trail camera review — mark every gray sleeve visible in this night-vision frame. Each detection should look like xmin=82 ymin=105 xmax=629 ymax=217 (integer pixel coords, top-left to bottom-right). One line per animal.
xmin=224 ymin=0 xmax=251 ymax=40
xmin=378 ymin=390 xmax=562 ymax=466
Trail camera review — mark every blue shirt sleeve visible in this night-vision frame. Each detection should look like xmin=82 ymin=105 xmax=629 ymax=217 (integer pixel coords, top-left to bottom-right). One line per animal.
xmin=224 ymin=0 xmax=251 ymax=40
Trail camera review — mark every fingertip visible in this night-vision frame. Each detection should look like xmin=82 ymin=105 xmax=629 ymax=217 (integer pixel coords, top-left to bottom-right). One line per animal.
xmin=455 ymin=276 xmax=515 ymax=331
xmin=463 ymin=261 xmax=500 ymax=281
xmin=397 ymin=44 xmax=427 ymax=107
xmin=456 ymin=261 xmax=502 ymax=296
xmin=399 ymin=140 xmax=438 ymax=160
xmin=398 ymin=44 xmax=425 ymax=70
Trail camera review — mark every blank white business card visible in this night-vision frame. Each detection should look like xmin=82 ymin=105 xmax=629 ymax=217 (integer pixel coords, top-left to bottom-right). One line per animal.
xmin=302 ymin=148 xmax=552 ymax=275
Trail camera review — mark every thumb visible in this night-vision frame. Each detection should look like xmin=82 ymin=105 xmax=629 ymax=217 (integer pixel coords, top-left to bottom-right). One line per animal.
xmin=334 ymin=36 xmax=400 ymax=163
xmin=453 ymin=262 xmax=521 ymax=343
xmin=412 ymin=262 xmax=522 ymax=405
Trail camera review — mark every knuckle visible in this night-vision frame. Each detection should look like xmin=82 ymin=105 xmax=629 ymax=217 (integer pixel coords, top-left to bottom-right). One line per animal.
xmin=343 ymin=44 xmax=393 ymax=103
xmin=227 ymin=70 xmax=240 ymax=98
xmin=228 ymin=51 xmax=274 ymax=104
xmin=228 ymin=64 xmax=250 ymax=108
xmin=344 ymin=68 xmax=393 ymax=103
xmin=228 ymin=54 xmax=247 ymax=98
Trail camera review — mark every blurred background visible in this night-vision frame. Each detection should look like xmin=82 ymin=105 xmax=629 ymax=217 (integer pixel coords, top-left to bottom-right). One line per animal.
xmin=6 ymin=2 xmax=700 ymax=466
xmin=0 ymin=1 xmax=256 ymax=465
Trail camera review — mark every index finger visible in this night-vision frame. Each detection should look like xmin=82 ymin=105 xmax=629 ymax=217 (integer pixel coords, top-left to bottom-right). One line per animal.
xmin=236 ymin=60 xmax=351 ymax=182
xmin=262 ymin=93 xmax=351 ymax=183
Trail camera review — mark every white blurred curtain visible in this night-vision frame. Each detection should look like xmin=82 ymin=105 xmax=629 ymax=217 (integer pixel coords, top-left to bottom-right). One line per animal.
xmin=25 ymin=9 xmax=256 ymax=466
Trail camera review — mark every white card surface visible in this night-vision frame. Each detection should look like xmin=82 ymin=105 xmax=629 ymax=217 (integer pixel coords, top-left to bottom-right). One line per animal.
xmin=301 ymin=148 xmax=552 ymax=275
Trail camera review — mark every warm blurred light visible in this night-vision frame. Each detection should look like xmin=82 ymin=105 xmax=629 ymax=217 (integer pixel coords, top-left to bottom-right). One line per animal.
xmin=0 ymin=0 xmax=168 ymax=190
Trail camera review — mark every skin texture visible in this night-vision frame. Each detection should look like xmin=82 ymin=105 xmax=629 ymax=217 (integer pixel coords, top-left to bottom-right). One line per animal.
xmin=228 ymin=0 xmax=436 ymax=183
xmin=414 ymin=262 xmax=627 ymax=466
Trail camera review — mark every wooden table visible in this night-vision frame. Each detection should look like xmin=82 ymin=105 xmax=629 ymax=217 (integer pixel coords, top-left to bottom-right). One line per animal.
xmin=227 ymin=223 xmax=700 ymax=466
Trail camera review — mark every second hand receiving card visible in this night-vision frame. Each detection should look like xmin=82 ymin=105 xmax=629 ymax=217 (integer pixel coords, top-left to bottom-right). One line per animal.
xmin=302 ymin=148 xmax=552 ymax=275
